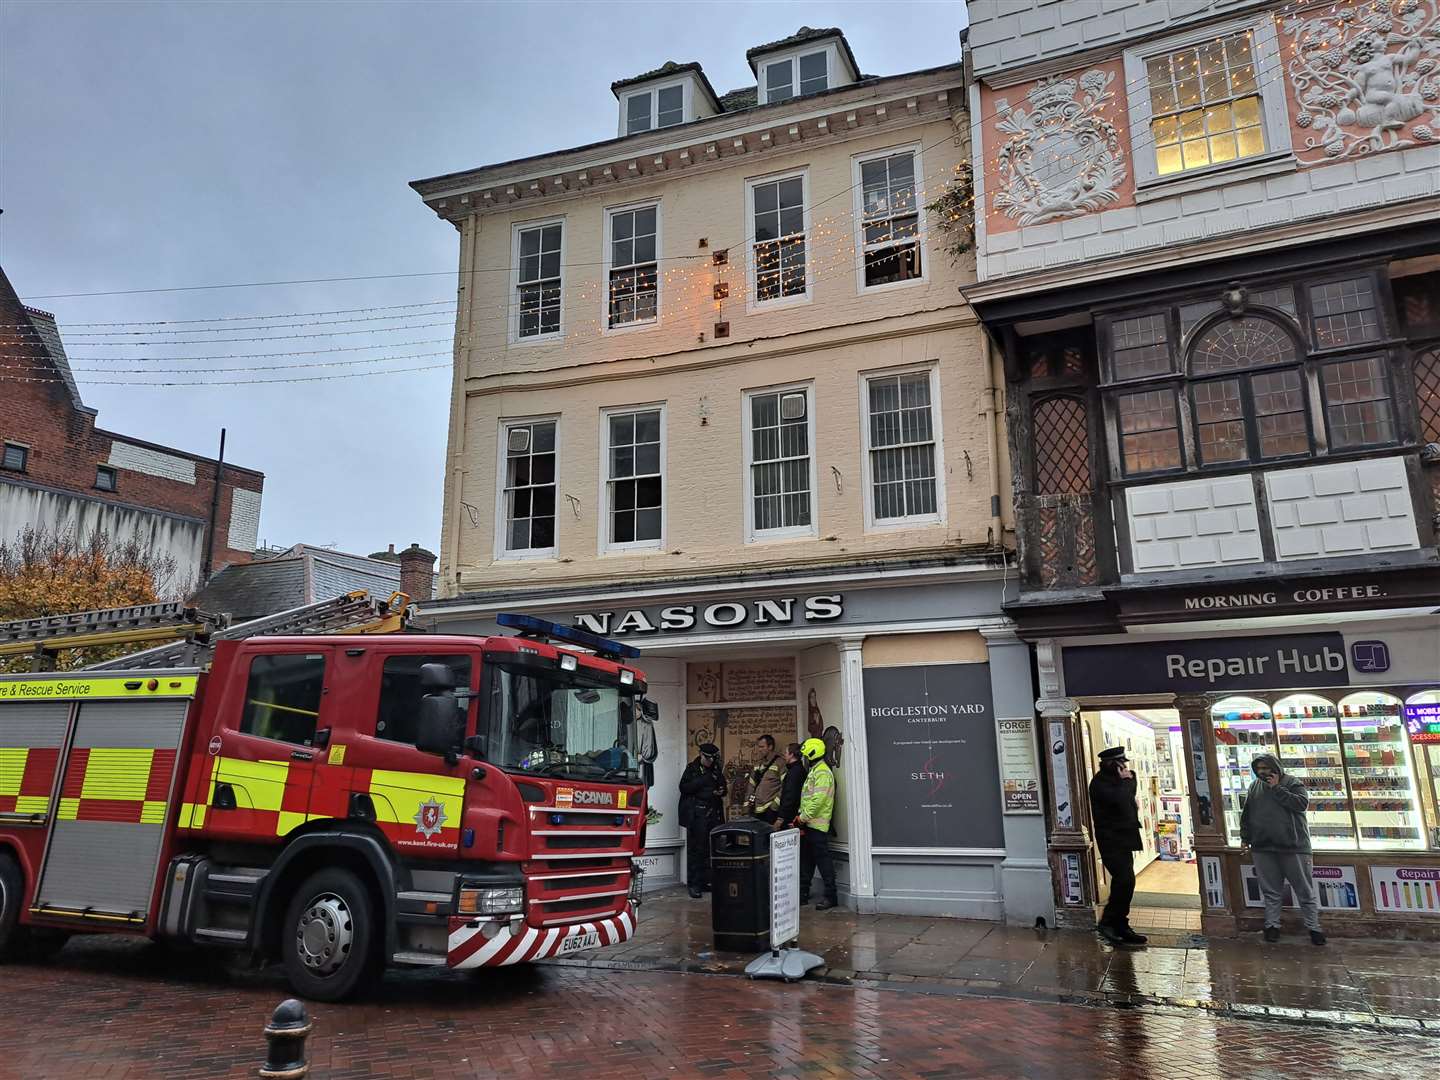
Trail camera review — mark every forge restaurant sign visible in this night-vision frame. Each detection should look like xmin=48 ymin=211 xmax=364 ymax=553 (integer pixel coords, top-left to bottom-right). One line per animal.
xmin=1063 ymin=633 xmax=1352 ymax=696
xmin=863 ymin=663 xmax=1003 ymax=849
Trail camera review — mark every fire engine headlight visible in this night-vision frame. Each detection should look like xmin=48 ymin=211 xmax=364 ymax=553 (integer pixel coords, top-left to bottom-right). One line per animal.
xmin=559 ymin=653 xmax=578 ymax=671
xmin=458 ymin=885 xmax=525 ymax=916
xmin=619 ymin=669 xmax=635 ymax=685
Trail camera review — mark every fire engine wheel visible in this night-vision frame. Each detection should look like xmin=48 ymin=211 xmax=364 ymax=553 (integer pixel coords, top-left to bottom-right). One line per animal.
xmin=0 ymin=854 xmax=23 ymax=962
xmin=281 ymin=868 xmax=377 ymax=1002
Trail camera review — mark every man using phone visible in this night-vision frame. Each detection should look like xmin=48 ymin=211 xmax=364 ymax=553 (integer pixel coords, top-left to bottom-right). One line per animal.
xmin=1241 ymin=753 xmax=1325 ymax=945
xmin=1088 ymin=746 xmax=1146 ymax=945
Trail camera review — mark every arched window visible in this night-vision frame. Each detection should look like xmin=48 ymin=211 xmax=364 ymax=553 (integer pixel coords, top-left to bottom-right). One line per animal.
xmin=1187 ymin=313 xmax=1309 ymax=465
xmin=1189 ymin=316 xmax=1298 ymax=375
xmin=1101 ymin=275 xmax=1404 ymax=477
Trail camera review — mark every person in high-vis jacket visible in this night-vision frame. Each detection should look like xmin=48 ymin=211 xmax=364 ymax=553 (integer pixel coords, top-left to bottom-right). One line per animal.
xmin=745 ymin=734 xmax=786 ymax=823
xmin=796 ymin=737 xmax=838 ymax=911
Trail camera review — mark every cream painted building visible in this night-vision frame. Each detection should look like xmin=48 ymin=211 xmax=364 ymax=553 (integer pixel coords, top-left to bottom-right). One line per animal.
xmin=411 ymin=27 xmax=1051 ymax=924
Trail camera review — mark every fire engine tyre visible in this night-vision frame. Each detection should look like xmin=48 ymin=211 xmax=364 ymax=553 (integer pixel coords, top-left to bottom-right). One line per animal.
xmin=0 ymin=855 xmax=23 ymax=963
xmin=281 ymin=868 xmax=378 ymax=1002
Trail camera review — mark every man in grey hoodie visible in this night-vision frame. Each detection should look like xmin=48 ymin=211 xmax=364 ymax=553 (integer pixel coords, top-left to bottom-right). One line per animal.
xmin=1240 ymin=753 xmax=1326 ymax=946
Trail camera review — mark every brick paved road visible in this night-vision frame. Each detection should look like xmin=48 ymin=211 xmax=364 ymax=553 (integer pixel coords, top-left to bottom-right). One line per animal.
xmin=4 ymin=937 xmax=1440 ymax=1079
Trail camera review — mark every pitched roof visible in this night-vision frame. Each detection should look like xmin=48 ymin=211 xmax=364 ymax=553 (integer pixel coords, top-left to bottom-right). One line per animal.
xmin=717 ymin=86 xmax=758 ymax=111
xmin=610 ymin=61 xmax=722 ymax=110
xmin=0 ymin=264 xmax=90 ymax=414
xmin=190 ymin=556 xmax=308 ymax=624
xmin=744 ymin=26 xmax=860 ymax=78
xmin=22 ymin=306 xmax=88 ymax=413
xmin=189 ymin=543 xmax=432 ymax=623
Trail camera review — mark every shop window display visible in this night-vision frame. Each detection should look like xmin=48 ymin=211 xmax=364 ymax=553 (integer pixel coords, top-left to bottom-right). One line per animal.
xmin=1274 ymin=693 xmax=1355 ymax=850
xmin=1211 ymin=697 xmax=1275 ymax=849
xmin=1339 ymin=691 xmax=1421 ymax=852
xmin=1213 ymin=691 xmax=1427 ymax=853
xmin=1404 ymin=691 xmax=1440 ymax=849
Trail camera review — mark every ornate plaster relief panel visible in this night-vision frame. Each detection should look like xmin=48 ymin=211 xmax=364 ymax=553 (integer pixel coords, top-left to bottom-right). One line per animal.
xmin=981 ymin=61 xmax=1135 ymax=235
xmin=1280 ymin=0 xmax=1440 ymax=165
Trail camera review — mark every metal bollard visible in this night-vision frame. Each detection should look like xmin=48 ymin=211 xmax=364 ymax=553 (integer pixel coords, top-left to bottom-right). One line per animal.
xmin=258 ymin=998 xmax=312 ymax=1079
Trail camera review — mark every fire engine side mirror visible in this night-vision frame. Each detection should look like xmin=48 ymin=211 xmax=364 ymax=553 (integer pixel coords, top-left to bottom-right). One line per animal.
xmin=639 ymin=699 xmax=659 ymax=723
xmin=416 ymin=692 xmax=464 ymax=758
xmin=419 ymin=662 xmax=456 ymax=692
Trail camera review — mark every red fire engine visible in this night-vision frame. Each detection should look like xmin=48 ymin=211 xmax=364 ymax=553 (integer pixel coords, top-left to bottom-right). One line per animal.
xmin=0 ymin=612 xmax=653 ymax=1000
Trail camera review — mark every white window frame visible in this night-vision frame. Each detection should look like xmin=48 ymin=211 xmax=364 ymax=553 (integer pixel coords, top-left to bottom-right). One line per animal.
xmin=745 ymin=168 xmax=812 ymax=314
xmin=493 ymin=416 xmax=560 ymax=561
xmin=742 ymin=382 xmax=819 ymax=544
xmin=598 ymin=403 xmax=667 ymax=555
xmin=851 ymin=142 xmax=929 ymax=296
xmin=1124 ymin=16 xmax=1293 ymax=192
xmin=757 ymin=44 xmax=835 ymax=105
xmin=509 ymin=217 xmax=566 ymax=346
xmin=617 ymin=79 xmax=690 ymax=137
xmin=858 ymin=364 xmax=946 ymax=532
xmin=601 ymin=199 xmax=662 ymax=335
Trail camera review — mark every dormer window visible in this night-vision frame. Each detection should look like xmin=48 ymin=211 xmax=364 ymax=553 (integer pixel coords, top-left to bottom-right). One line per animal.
xmin=622 ymin=83 xmax=685 ymax=135
xmin=762 ymin=50 xmax=827 ymax=104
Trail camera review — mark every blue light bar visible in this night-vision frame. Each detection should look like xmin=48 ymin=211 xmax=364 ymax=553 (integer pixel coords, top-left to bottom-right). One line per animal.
xmin=495 ymin=612 xmax=641 ymax=660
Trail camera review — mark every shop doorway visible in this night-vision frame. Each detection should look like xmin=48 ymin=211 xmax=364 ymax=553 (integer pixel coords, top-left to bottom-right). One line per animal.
xmin=1081 ymin=707 xmax=1201 ymax=931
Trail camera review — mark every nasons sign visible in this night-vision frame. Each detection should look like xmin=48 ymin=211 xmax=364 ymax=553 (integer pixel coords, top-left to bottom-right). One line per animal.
xmin=573 ymin=594 xmax=843 ymax=636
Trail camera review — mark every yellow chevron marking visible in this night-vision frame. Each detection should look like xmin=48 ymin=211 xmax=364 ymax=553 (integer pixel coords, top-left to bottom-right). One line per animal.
xmin=0 ymin=748 xmax=26 ymax=797
xmin=80 ymin=748 xmax=154 ymax=801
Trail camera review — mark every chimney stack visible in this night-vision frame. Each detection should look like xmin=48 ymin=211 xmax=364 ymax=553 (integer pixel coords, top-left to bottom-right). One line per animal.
xmin=398 ymin=542 xmax=436 ymax=602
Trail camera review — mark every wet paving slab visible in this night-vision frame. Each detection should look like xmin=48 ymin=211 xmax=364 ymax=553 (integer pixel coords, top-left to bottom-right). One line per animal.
xmin=548 ymin=888 xmax=1440 ymax=1034
xmin=10 ymin=939 xmax=1440 ymax=1078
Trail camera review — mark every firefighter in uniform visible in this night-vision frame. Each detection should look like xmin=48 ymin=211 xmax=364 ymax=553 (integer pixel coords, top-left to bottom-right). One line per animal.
xmin=795 ymin=737 xmax=838 ymax=911
xmin=745 ymin=734 xmax=786 ymax=824
xmin=679 ymin=742 xmax=727 ymax=899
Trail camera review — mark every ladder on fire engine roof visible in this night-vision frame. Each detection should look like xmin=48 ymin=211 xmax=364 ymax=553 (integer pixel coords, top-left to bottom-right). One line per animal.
xmin=0 ymin=590 xmax=410 ymax=673
xmin=84 ymin=589 xmax=411 ymax=671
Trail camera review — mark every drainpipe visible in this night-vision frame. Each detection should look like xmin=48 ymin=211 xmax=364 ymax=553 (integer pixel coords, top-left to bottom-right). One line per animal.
xmin=202 ymin=427 xmax=226 ymax=582
xmin=443 ymin=216 xmax=478 ymax=597
xmin=980 ymin=335 xmax=1003 ymax=549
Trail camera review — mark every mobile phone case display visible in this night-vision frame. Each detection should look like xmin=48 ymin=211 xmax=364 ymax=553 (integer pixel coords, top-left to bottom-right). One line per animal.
xmin=1156 ymin=727 xmax=1192 ymax=860
xmin=1273 ymin=694 xmax=1357 ymax=852
xmin=1341 ymin=692 xmax=1423 ymax=852
xmin=1406 ymin=692 xmax=1440 ymax=848
xmin=1211 ymin=698 xmax=1276 ymax=849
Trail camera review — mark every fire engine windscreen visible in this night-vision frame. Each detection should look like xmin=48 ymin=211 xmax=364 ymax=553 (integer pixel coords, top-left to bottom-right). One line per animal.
xmin=485 ymin=660 xmax=641 ymax=782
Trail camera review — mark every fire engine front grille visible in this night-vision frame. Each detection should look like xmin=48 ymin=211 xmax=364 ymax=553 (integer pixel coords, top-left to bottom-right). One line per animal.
xmin=545 ymin=836 xmax=616 ymax=849
xmin=544 ymin=875 xmax=620 ymax=892
xmin=545 ymin=898 xmax=610 ymax=915
xmin=543 ymin=857 xmax=619 ymax=869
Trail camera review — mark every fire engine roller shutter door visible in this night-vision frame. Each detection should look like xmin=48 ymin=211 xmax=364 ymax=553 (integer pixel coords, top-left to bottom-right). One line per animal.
xmin=0 ymin=701 xmax=70 ymax=821
xmin=35 ymin=698 xmax=190 ymax=919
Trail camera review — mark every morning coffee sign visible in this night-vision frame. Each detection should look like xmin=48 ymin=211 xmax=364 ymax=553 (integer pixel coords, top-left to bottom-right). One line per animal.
xmin=1062 ymin=633 xmax=1351 ymax=697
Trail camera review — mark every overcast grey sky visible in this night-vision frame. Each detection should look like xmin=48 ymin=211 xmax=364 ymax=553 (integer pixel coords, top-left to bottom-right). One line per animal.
xmin=1 ymin=0 xmax=965 ymax=558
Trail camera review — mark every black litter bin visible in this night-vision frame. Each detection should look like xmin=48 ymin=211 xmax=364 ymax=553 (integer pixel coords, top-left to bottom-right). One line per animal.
xmin=710 ymin=819 xmax=772 ymax=952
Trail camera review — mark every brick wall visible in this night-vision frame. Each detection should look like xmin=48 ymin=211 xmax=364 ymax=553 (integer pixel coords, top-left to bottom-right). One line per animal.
xmin=0 ymin=269 xmax=264 ymax=573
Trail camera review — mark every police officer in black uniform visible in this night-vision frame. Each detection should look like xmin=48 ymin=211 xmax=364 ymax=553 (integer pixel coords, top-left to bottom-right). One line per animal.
xmin=678 ymin=742 xmax=727 ymax=898
xmin=1089 ymin=746 xmax=1147 ymax=946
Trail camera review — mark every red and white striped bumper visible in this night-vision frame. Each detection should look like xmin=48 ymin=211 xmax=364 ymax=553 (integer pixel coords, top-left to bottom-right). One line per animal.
xmin=447 ymin=904 xmax=636 ymax=969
